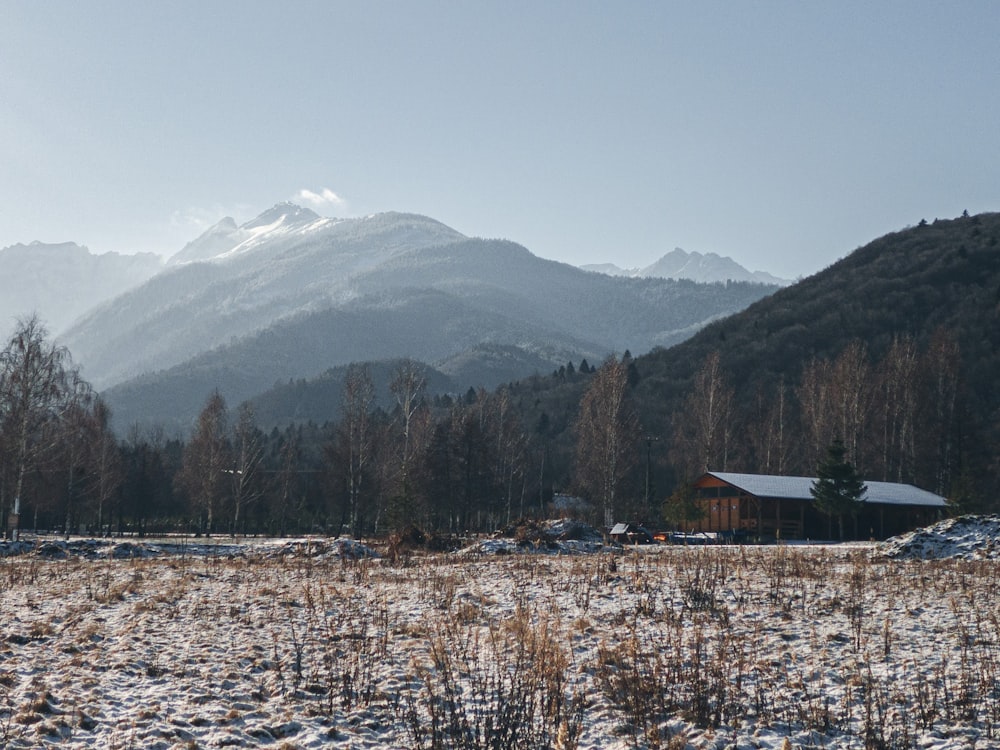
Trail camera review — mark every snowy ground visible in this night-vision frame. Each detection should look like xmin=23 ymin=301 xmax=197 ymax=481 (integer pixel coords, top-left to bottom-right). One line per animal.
xmin=879 ymin=514 xmax=1000 ymax=560
xmin=0 ymin=523 xmax=999 ymax=749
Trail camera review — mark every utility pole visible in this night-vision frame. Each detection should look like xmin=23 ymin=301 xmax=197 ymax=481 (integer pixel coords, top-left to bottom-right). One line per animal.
xmin=644 ymin=436 xmax=660 ymax=511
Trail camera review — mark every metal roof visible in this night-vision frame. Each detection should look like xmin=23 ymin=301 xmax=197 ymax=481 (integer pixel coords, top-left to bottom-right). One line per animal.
xmin=706 ymin=472 xmax=947 ymax=508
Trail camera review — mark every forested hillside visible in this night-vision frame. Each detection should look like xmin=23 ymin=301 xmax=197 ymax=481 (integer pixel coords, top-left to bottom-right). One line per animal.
xmin=533 ymin=210 xmax=1000 ymax=513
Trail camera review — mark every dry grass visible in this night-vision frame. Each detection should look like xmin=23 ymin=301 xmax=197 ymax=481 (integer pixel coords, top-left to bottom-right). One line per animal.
xmin=0 ymin=544 xmax=998 ymax=748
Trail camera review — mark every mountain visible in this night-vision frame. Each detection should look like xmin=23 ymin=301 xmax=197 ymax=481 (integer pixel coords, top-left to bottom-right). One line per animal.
xmin=166 ymin=203 xmax=323 ymax=266
xmin=62 ymin=207 xmax=467 ymax=389
xmin=633 ymin=214 xmax=1000 ymax=406
xmin=99 ymin=288 xmax=607 ymax=432
xmin=0 ymin=242 xmax=163 ymax=335
xmin=582 ymin=248 xmax=791 ymax=286
xmin=64 ymin=204 xmax=778 ymax=432
xmin=579 ymin=262 xmax=635 ymax=277
xmin=522 ymin=211 xmax=1000 ymax=506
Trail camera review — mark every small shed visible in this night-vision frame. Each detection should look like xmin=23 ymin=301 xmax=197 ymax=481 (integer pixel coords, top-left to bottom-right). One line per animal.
xmin=691 ymin=471 xmax=947 ymax=540
xmin=609 ymin=523 xmax=654 ymax=544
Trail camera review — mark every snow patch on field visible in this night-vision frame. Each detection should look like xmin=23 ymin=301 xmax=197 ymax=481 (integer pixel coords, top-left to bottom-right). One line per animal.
xmin=0 ymin=536 xmax=379 ymax=561
xmin=459 ymin=518 xmax=615 ymax=555
xmin=880 ymin=514 xmax=1000 ymax=559
xmin=1 ymin=519 xmax=999 ymax=748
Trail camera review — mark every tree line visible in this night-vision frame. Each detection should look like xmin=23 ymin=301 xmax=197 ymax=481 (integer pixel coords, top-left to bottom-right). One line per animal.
xmin=0 ymin=314 xmax=980 ymax=541
xmin=569 ymin=329 xmax=973 ymax=529
xmin=0 ymin=317 xmax=549 ymax=538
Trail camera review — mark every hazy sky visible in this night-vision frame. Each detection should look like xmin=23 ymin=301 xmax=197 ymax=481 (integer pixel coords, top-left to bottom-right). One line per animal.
xmin=2 ymin=1 xmax=998 ymax=279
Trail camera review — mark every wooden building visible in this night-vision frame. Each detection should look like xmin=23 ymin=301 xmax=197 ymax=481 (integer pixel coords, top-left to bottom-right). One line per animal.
xmin=691 ymin=471 xmax=947 ymax=540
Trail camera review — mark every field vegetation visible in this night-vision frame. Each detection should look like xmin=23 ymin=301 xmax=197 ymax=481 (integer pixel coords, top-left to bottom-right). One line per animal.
xmin=0 ymin=541 xmax=997 ymax=749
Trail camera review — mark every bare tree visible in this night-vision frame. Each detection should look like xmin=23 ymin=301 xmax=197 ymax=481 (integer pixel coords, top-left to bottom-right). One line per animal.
xmin=830 ymin=341 xmax=873 ymax=467
xmin=176 ymin=391 xmax=231 ymax=536
xmin=340 ymin=364 xmax=375 ymax=538
xmin=923 ymin=328 xmax=961 ymax=494
xmin=230 ymin=402 xmax=264 ymax=536
xmin=388 ymin=359 xmax=426 ymax=526
xmin=874 ymin=336 xmax=919 ymax=482
xmin=88 ymin=396 xmax=123 ymax=536
xmin=574 ymin=355 xmax=639 ymax=527
xmin=0 ymin=316 xmax=75 ymax=540
xmin=797 ymin=355 xmax=834 ymax=468
xmin=491 ymin=387 xmax=529 ymax=526
xmin=673 ymin=351 xmax=734 ymax=478
xmin=57 ymin=369 xmax=95 ymax=538
xmin=764 ymin=376 xmax=791 ymax=474
xmin=275 ymin=431 xmax=302 ymax=537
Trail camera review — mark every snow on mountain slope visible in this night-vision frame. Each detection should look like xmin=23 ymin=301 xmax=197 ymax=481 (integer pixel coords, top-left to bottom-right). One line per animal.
xmin=61 ymin=208 xmax=469 ymax=388
xmin=582 ymin=247 xmax=791 ymax=285
xmin=167 ymin=203 xmax=330 ymax=266
xmin=55 ymin=203 xmax=778 ymax=428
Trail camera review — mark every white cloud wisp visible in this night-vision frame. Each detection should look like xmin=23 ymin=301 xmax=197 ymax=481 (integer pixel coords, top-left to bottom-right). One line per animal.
xmin=296 ymin=188 xmax=347 ymax=211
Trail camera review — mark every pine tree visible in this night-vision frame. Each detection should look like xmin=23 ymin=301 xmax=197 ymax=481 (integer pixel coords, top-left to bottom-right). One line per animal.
xmin=810 ymin=438 xmax=867 ymax=540
xmin=662 ymin=481 xmax=704 ymax=530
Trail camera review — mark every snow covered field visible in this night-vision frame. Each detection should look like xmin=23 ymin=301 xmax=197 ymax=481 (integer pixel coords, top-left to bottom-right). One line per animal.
xmin=1 ymin=523 xmax=999 ymax=749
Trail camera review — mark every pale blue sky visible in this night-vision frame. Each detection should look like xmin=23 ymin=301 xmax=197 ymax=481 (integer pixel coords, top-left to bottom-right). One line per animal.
xmin=2 ymin=1 xmax=997 ymax=279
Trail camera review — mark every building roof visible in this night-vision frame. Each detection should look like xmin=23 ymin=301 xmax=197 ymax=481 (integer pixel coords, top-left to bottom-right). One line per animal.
xmin=705 ymin=472 xmax=947 ymax=508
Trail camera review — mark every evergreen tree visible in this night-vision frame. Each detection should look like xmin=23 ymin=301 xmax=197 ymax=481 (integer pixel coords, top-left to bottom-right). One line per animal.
xmin=810 ymin=438 xmax=867 ymax=540
xmin=661 ymin=481 xmax=704 ymax=530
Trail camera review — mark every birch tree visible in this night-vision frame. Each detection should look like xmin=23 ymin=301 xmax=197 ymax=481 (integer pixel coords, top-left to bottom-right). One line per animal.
xmin=831 ymin=341 xmax=872 ymax=467
xmin=88 ymin=396 xmax=123 ymax=536
xmin=340 ymin=364 xmax=375 ymax=538
xmin=230 ymin=402 xmax=263 ymax=536
xmin=673 ymin=351 xmax=734 ymax=479
xmin=574 ymin=355 xmax=638 ymax=527
xmin=923 ymin=328 xmax=961 ymax=494
xmin=388 ymin=359 xmax=426 ymax=527
xmin=759 ymin=376 xmax=791 ymax=474
xmin=874 ymin=336 xmax=919 ymax=482
xmin=176 ymin=391 xmax=230 ymax=536
xmin=797 ymin=356 xmax=834 ymax=467
xmin=275 ymin=431 xmax=302 ymax=537
xmin=57 ymin=369 xmax=95 ymax=538
xmin=0 ymin=316 xmax=74 ymax=540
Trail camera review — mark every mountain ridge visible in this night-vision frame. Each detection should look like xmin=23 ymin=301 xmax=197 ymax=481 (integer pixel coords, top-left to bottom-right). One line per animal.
xmin=0 ymin=241 xmax=163 ymax=335
xmin=73 ymin=205 xmax=778 ymax=432
xmin=515 ymin=210 xmax=1000 ymax=507
xmin=582 ymin=247 xmax=791 ymax=286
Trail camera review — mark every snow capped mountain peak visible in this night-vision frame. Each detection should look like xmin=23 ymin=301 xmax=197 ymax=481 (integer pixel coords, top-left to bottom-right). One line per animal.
xmin=210 ymin=216 xmax=239 ymax=233
xmin=242 ymin=202 xmax=320 ymax=230
xmin=167 ymin=216 xmax=244 ymax=266
xmin=167 ymin=204 xmax=334 ymax=266
xmin=581 ymin=248 xmax=791 ymax=286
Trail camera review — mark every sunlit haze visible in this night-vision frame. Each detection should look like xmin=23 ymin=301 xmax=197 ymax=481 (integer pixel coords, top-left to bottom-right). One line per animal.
xmin=2 ymin=1 xmax=998 ymax=279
